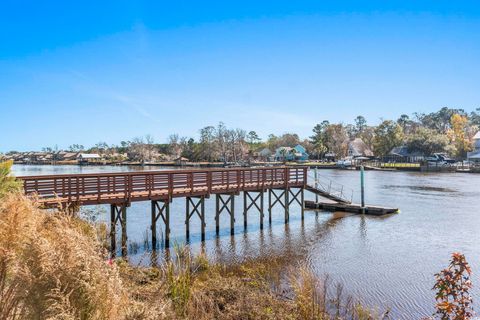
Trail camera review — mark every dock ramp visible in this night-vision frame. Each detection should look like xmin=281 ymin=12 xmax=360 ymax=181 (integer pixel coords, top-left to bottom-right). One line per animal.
xmin=306 ymin=171 xmax=353 ymax=204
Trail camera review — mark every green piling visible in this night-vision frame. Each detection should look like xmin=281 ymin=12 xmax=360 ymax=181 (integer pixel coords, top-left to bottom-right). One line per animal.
xmin=360 ymin=165 xmax=365 ymax=214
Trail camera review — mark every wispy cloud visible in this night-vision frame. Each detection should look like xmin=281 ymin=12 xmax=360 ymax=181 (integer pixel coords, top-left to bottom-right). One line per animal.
xmin=67 ymin=69 xmax=161 ymax=123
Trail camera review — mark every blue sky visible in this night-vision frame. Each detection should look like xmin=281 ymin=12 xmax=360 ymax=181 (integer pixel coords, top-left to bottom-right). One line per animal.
xmin=1 ymin=1 xmax=479 ymax=151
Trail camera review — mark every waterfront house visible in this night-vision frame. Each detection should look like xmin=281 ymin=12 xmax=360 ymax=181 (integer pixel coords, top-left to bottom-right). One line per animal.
xmin=174 ymin=156 xmax=189 ymax=166
xmin=60 ymin=152 xmax=79 ymax=161
xmin=274 ymin=144 xmax=309 ymax=162
xmin=347 ymin=138 xmax=374 ymax=159
xmin=324 ymin=152 xmax=336 ymax=161
xmin=256 ymin=148 xmax=272 ymax=161
xmin=386 ymin=146 xmax=425 ymax=163
xmin=467 ymin=131 xmax=480 ymax=162
xmin=77 ymin=153 xmax=102 ymax=165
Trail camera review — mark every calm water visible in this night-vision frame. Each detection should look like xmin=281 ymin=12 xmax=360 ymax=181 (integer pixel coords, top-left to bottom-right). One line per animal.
xmin=13 ymin=164 xmax=480 ymax=319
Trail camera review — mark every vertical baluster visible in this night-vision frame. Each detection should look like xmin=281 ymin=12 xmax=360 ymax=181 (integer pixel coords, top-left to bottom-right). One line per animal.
xmin=237 ymin=170 xmax=241 ymax=192
xmin=208 ymin=171 xmax=212 ymax=194
xmin=148 ymin=173 xmax=152 ymax=198
xmin=124 ymin=176 xmax=128 ymax=201
xmin=97 ymin=176 xmax=101 ymax=201
xmin=227 ymin=169 xmax=230 ymax=191
xmin=168 ymin=173 xmax=173 ymax=200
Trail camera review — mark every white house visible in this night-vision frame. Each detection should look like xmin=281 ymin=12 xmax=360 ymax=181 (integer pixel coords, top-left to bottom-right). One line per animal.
xmin=467 ymin=131 xmax=480 ymax=162
xmin=77 ymin=153 xmax=102 ymax=164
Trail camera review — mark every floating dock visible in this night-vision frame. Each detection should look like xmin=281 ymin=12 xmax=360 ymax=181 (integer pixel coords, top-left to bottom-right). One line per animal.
xmin=305 ymin=200 xmax=398 ymax=216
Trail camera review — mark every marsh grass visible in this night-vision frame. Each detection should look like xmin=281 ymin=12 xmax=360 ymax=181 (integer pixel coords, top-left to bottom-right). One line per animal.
xmin=0 ymin=191 xmax=389 ymax=320
xmin=0 ymin=193 xmax=126 ymax=319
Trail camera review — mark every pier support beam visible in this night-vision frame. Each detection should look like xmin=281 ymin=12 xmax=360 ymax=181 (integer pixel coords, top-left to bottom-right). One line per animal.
xmin=288 ymin=188 xmax=305 ymax=220
xmin=243 ymin=191 xmax=265 ymax=230
xmin=186 ymin=196 xmax=206 ymax=242
xmin=268 ymin=189 xmax=289 ymax=224
xmin=110 ymin=203 xmax=129 ymax=257
xmin=151 ymin=200 xmax=170 ymax=249
xmin=215 ymin=194 xmax=235 ymax=236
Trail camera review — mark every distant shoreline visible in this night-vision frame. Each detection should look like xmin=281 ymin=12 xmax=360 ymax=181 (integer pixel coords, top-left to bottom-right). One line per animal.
xmin=12 ymin=161 xmax=480 ymax=173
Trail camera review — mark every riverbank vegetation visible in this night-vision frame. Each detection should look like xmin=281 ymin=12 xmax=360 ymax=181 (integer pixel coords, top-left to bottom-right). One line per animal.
xmin=2 ymin=107 xmax=480 ymax=164
xmin=1 ymin=192 xmax=390 ymax=319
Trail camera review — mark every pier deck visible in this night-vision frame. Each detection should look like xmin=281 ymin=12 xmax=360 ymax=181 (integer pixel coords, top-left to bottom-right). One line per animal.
xmin=18 ymin=167 xmax=307 ymax=207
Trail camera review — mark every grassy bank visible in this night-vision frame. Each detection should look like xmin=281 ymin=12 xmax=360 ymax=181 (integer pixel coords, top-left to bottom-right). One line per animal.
xmin=0 ymin=192 xmax=390 ymax=320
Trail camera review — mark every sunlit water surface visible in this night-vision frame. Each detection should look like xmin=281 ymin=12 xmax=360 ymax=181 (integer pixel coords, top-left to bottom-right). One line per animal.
xmin=13 ymin=165 xmax=480 ymax=319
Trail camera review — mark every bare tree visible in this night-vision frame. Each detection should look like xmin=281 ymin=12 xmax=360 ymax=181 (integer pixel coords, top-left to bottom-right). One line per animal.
xmin=216 ymin=122 xmax=229 ymax=163
xmin=168 ymin=134 xmax=184 ymax=159
xmin=199 ymin=126 xmax=216 ymax=161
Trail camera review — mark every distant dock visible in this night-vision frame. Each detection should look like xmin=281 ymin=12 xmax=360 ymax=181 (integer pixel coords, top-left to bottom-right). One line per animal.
xmin=305 ymin=200 xmax=398 ymax=216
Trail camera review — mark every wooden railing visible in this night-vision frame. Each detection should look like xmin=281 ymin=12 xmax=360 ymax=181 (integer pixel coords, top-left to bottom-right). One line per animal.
xmin=18 ymin=167 xmax=307 ymax=206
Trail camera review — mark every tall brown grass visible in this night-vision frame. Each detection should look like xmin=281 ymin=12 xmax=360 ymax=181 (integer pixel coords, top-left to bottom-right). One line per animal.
xmin=0 ymin=192 xmax=390 ymax=320
xmin=0 ymin=193 xmax=126 ymax=319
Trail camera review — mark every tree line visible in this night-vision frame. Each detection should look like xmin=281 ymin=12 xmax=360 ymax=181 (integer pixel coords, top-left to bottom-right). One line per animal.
xmin=310 ymin=107 xmax=480 ymax=160
xmin=11 ymin=107 xmax=480 ymax=163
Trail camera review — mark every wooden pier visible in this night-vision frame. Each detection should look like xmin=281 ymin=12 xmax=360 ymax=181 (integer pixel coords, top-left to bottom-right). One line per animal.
xmin=18 ymin=166 xmax=397 ymax=255
xmin=18 ymin=167 xmax=307 ymax=253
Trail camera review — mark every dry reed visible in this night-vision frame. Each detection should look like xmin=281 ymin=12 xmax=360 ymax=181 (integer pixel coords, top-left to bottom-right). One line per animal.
xmin=0 ymin=193 xmax=126 ymax=319
xmin=0 ymin=191 xmax=388 ymax=320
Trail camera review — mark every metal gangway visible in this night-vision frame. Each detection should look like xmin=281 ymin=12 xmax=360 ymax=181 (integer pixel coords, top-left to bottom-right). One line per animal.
xmin=306 ymin=169 xmax=354 ymax=204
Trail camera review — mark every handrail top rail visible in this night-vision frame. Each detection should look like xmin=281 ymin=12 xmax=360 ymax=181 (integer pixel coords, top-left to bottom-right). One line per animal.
xmin=17 ymin=166 xmax=308 ymax=180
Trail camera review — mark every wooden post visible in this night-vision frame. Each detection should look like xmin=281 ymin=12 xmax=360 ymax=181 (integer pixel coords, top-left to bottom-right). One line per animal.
xmin=285 ymin=188 xmax=289 ymax=224
xmin=260 ymin=191 xmax=264 ymax=229
xmin=215 ymin=194 xmax=220 ymax=235
xmin=314 ymin=167 xmax=319 ymax=203
xmin=121 ymin=205 xmax=127 ymax=257
xmin=110 ymin=204 xmax=116 ymax=257
xmin=151 ymin=201 xmax=157 ymax=249
xmin=243 ymin=191 xmax=248 ymax=229
xmin=200 ymin=196 xmax=205 ymax=241
xmin=230 ymin=196 xmax=235 ymax=235
xmin=165 ymin=201 xmax=170 ymax=248
xmin=301 ymin=187 xmax=305 ymax=220
xmin=268 ymin=189 xmax=272 ymax=224
xmin=186 ymin=197 xmax=190 ymax=241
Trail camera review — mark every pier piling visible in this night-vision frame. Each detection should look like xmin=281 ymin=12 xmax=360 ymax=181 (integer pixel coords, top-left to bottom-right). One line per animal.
xmin=215 ymin=193 xmax=235 ymax=236
xmin=151 ymin=200 xmax=170 ymax=248
xmin=186 ymin=196 xmax=206 ymax=241
xmin=243 ymin=191 xmax=265 ymax=230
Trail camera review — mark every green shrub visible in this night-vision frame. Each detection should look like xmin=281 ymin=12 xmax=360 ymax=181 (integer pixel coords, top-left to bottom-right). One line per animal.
xmin=0 ymin=160 xmax=22 ymax=199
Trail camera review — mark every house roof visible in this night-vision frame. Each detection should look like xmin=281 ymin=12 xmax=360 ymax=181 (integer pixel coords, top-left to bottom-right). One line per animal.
xmin=78 ymin=153 xmax=101 ymax=159
xmin=348 ymin=138 xmax=373 ymax=157
xmin=259 ymin=148 xmax=272 ymax=156
xmin=389 ymin=146 xmax=424 ymax=157
xmin=62 ymin=152 xmax=78 ymax=159
xmin=294 ymin=144 xmax=306 ymax=152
